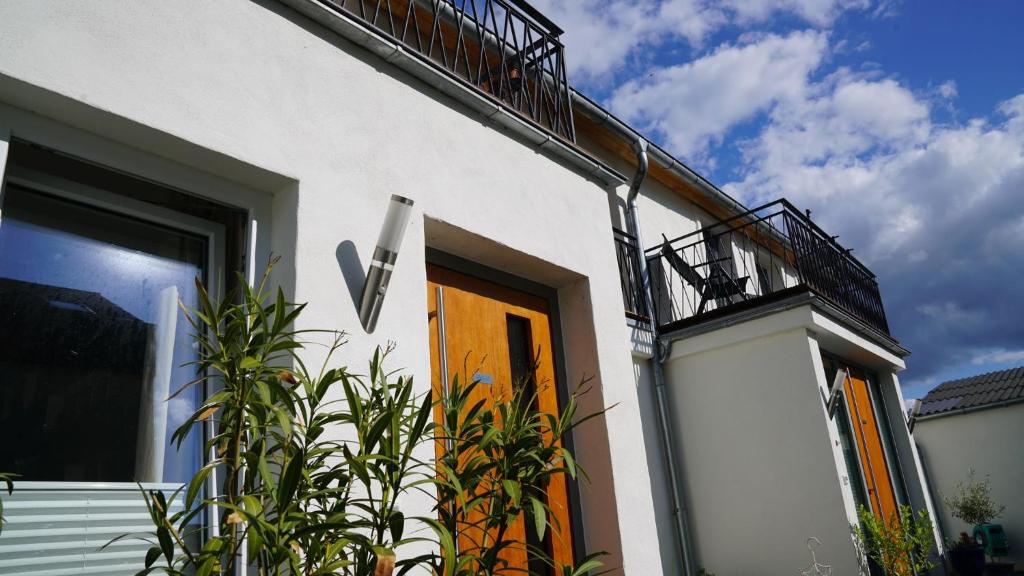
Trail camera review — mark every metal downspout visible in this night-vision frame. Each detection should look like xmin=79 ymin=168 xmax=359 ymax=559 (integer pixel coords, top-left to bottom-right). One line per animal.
xmin=625 ymin=138 xmax=697 ymax=576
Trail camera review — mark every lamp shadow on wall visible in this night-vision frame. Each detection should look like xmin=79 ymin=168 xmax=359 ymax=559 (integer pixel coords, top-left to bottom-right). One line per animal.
xmin=336 ymin=240 xmax=365 ymax=315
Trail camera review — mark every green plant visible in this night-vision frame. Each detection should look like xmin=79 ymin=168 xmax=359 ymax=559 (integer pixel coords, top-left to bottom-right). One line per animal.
xmin=433 ymin=369 xmax=608 ymax=576
xmin=0 ymin=472 xmax=16 ymax=535
xmin=118 ymin=260 xmax=609 ymax=576
xmin=944 ymin=469 xmax=1005 ymax=526
xmin=855 ymin=505 xmax=935 ymax=576
xmin=114 ymin=261 xmax=437 ymax=576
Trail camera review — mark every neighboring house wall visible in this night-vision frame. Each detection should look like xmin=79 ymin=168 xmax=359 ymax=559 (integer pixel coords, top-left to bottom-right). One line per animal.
xmin=915 ymin=402 xmax=1024 ymax=564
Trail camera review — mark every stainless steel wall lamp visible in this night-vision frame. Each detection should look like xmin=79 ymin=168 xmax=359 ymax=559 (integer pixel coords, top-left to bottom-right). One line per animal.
xmin=358 ymin=194 xmax=414 ymax=333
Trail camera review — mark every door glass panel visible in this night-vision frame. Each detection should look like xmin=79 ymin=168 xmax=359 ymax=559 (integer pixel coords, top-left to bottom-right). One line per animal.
xmin=0 ymin=184 xmax=205 ymax=484
xmin=822 ymin=357 xmax=871 ymax=512
xmin=507 ymin=314 xmax=536 ymax=398
xmin=506 ymin=314 xmax=553 ymax=574
xmin=867 ymin=376 xmax=909 ymax=507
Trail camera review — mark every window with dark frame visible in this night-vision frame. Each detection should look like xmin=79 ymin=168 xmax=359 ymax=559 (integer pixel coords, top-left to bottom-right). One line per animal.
xmin=0 ymin=141 xmax=248 ymax=486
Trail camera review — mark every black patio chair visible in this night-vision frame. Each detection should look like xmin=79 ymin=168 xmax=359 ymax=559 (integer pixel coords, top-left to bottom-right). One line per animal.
xmin=660 ymin=235 xmax=749 ymax=315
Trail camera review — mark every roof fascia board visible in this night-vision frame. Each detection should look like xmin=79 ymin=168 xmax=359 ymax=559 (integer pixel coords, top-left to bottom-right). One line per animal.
xmin=570 ymin=89 xmax=750 ymax=218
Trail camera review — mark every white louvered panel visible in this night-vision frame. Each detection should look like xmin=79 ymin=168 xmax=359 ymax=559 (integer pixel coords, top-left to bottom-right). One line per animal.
xmin=0 ymin=484 xmax=185 ymax=576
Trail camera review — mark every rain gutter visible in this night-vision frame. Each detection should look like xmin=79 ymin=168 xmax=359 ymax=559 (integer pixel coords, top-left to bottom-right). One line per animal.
xmin=624 ymin=138 xmax=697 ymax=576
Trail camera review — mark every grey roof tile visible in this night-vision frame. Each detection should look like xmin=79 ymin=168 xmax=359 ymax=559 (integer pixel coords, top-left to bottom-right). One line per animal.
xmin=919 ymin=365 xmax=1024 ymax=417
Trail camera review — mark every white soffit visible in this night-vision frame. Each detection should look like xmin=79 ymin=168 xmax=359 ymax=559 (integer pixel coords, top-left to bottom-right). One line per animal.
xmin=667 ymin=300 xmax=906 ymax=371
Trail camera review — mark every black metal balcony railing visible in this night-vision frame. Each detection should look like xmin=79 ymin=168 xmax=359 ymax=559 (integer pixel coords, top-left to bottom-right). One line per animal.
xmin=641 ymin=199 xmax=890 ymax=335
xmin=613 ymin=228 xmax=648 ymax=321
xmin=324 ymin=0 xmax=576 ymax=141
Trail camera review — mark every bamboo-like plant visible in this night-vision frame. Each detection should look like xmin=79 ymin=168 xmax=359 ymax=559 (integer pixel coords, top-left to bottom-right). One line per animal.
xmin=433 ymin=369 xmax=608 ymax=576
xmin=115 ymin=261 xmax=437 ymax=576
xmin=855 ymin=505 xmax=935 ymax=576
xmin=0 ymin=472 xmax=15 ymax=535
xmin=118 ymin=260 xmax=609 ymax=576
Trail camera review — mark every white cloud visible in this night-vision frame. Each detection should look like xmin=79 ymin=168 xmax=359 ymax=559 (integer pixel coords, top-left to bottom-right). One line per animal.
xmin=532 ymin=0 xmax=877 ymax=82
xmin=730 ymin=71 xmax=931 ymax=212
xmin=727 ymin=86 xmax=1024 ymax=260
xmin=971 ymin=349 xmax=1024 ymax=365
xmin=937 ymin=80 xmax=958 ymax=100
xmin=722 ymin=0 xmax=871 ymax=26
xmin=759 ymin=76 xmax=927 ymax=168
xmin=539 ymin=0 xmax=1019 ymax=383
xmin=607 ymin=30 xmax=829 ymax=160
xmin=723 ymin=66 xmax=1024 ymax=381
xmin=532 ymin=0 xmax=727 ymax=82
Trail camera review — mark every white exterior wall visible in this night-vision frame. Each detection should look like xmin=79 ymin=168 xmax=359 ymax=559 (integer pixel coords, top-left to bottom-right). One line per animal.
xmin=663 ymin=310 xmax=864 ymax=575
xmin=915 ymin=402 xmax=1024 ymax=564
xmin=0 ymin=2 xmax=942 ymax=575
xmin=0 ymin=0 xmax=668 ymax=572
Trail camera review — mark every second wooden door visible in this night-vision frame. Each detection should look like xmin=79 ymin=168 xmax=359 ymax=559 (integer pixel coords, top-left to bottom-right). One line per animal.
xmin=831 ymin=360 xmax=900 ymax=523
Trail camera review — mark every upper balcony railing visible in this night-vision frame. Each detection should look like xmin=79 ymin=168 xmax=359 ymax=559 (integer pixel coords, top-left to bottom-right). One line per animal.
xmin=641 ymin=199 xmax=890 ymax=336
xmin=323 ymin=0 xmax=576 ymax=141
xmin=613 ymin=228 xmax=648 ymax=321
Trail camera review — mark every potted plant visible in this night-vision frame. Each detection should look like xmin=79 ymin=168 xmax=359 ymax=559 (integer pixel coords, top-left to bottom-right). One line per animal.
xmin=944 ymin=469 xmax=1007 ymax=560
xmin=947 ymin=532 xmax=985 ymax=576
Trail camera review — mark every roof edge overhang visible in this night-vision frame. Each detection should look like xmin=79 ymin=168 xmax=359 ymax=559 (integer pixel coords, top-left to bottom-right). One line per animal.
xmin=664 ymin=290 xmax=909 ymax=368
xmin=915 ymin=396 xmax=1024 ymax=423
xmin=570 ymin=89 xmax=751 ymax=220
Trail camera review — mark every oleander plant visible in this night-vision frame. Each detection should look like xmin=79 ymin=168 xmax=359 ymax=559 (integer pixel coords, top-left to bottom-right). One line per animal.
xmin=115 ymin=260 xmax=607 ymax=576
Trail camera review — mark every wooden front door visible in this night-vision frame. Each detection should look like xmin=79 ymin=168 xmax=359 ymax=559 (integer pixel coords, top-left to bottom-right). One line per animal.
xmin=426 ymin=263 xmax=574 ymax=574
xmin=838 ymin=365 xmax=900 ymax=522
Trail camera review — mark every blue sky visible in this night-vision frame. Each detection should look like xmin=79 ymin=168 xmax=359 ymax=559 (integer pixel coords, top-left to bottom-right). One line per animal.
xmin=535 ymin=0 xmax=1024 ymax=398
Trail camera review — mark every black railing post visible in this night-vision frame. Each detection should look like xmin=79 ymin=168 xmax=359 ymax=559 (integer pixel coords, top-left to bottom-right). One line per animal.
xmin=613 ymin=228 xmax=648 ymax=321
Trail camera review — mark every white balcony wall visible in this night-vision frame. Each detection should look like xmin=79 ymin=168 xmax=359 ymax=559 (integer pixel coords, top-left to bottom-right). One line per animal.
xmin=655 ymin=301 xmax=931 ymax=575
xmin=663 ymin=308 xmax=864 ymax=576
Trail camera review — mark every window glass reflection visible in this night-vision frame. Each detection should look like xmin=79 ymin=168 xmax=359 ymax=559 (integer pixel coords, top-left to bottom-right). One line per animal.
xmin=0 ymin=184 xmax=205 ymax=484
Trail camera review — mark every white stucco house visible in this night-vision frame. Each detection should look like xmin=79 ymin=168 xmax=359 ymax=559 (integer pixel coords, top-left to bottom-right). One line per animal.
xmin=0 ymin=1 xmax=943 ymax=574
xmin=914 ymin=367 xmax=1024 ymax=567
